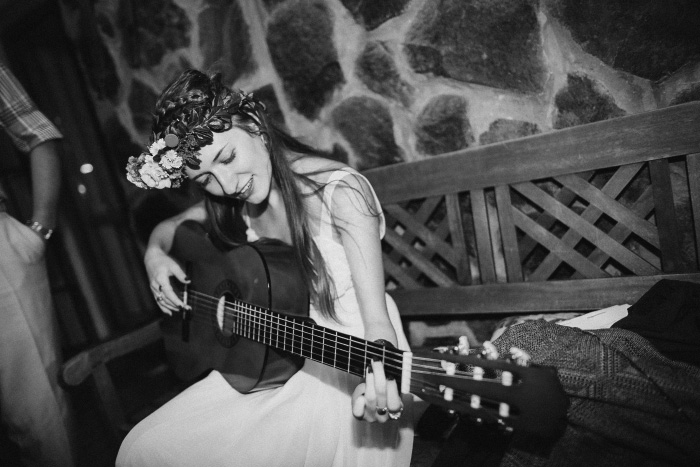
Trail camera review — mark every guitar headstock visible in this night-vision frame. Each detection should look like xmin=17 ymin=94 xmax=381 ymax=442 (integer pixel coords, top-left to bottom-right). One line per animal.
xmin=411 ymin=341 xmax=568 ymax=438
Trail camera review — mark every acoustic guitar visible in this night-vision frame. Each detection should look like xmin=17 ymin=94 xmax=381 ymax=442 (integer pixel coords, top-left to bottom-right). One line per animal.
xmin=162 ymin=221 xmax=569 ymax=438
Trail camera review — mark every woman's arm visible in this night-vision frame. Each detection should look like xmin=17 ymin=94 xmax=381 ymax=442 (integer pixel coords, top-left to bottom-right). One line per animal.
xmin=330 ymin=173 xmax=403 ymax=422
xmin=331 ymin=173 xmax=396 ymax=344
xmin=146 ymin=201 xmax=207 ymax=313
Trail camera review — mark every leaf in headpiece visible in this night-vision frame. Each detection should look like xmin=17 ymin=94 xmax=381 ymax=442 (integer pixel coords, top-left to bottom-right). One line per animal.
xmin=208 ymin=118 xmax=224 ymax=131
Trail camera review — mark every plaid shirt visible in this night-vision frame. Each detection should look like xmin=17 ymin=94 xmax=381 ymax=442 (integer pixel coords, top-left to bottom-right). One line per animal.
xmin=0 ymin=62 xmax=62 ymax=152
xmin=0 ymin=62 xmax=62 ymax=202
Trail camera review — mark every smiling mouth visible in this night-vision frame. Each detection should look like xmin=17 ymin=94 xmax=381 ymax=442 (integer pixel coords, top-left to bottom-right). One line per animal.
xmin=236 ymin=177 xmax=254 ymax=198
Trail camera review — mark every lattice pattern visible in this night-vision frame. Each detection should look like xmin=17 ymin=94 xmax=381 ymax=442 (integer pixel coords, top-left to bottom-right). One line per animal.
xmin=383 ymin=158 xmax=699 ymax=290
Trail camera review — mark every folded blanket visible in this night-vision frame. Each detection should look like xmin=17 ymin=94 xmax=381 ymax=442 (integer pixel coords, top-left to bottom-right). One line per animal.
xmin=491 ymin=321 xmax=700 ymax=467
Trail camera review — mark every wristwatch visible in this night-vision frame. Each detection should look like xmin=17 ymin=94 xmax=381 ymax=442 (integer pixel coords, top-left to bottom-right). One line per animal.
xmin=26 ymin=220 xmax=54 ymax=240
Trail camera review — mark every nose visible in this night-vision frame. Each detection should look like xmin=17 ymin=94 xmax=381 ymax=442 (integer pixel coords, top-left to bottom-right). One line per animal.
xmin=210 ymin=166 xmax=239 ymax=196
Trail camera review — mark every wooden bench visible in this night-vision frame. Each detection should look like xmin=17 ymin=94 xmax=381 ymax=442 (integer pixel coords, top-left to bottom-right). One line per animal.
xmin=366 ymin=101 xmax=700 ymax=318
xmin=61 ymin=101 xmax=700 ymax=447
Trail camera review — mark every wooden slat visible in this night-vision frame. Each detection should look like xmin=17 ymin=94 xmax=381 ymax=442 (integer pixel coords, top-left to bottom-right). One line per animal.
xmin=92 ymin=364 xmax=127 ymax=442
xmin=62 ymin=320 xmax=163 ymax=386
xmin=516 ymin=173 xmax=589 ymax=264
xmin=555 ymin=173 xmax=659 ymax=248
xmin=530 ymin=163 xmax=647 ymax=281
xmin=471 ymin=189 xmax=497 ymax=283
xmin=513 ymin=182 xmax=658 ymax=275
xmin=445 ymin=193 xmax=471 ymax=284
xmin=513 ymin=208 xmax=608 ymax=278
xmin=382 ymin=228 xmax=455 ymax=287
xmin=494 ymin=185 xmax=523 ymax=282
xmin=583 ymin=185 xmax=660 ymax=271
xmin=365 ymin=102 xmax=700 ymax=204
xmin=685 ymin=153 xmax=700 ymax=268
xmin=384 ymin=204 xmax=458 ymax=268
xmin=389 ymin=273 xmax=700 ymax=316
xmin=383 ymin=197 xmax=444 ymax=283
xmin=649 ymin=159 xmax=683 ymax=272
xmin=382 ymin=254 xmax=421 ymax=289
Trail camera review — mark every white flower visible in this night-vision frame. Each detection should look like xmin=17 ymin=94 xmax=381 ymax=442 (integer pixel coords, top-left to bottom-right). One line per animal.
xmin=139 ymin=162 xmax=172 ymax=189
xmin=149 ymin=138 xmax=167 ymax=156
xmin=161 ymin=150 xmax=183 ymax=169
xmin=126 ymin=172 xmax=147 ymax=189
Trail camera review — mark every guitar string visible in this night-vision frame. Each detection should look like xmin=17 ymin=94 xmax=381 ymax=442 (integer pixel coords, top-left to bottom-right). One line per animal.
xmin=178 ymin=291 xmax=490 ymax=377
xmin=170 ymin=292 xmax=526 ymax=425
xmin=183 ymin=293 xmax=493 ymax=378
xmin=177 ymin=291 xmax=491 ymax=380
xmin=180 ymin=292 xmax=406 ymax=373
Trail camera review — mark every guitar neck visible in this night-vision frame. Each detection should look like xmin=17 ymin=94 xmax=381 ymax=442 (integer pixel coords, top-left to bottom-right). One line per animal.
xmin=184 ymin=289 xmax=410 ymax=387
xmin=180 ymin=289 xmax=570 ymax=438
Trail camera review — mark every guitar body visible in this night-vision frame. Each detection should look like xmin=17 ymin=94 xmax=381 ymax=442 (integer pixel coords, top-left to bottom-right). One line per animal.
xmin=161 ymin=220 xmax=310 ymax=393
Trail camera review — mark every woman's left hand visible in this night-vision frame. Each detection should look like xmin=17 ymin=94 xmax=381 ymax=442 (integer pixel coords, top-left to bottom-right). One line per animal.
xmin=351 ymin=359 xmax=403 ymax=422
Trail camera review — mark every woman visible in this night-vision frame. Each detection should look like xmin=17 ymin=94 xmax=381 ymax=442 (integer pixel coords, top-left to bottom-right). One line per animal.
xmin=117 ymin=69 xmax=414 ymax=466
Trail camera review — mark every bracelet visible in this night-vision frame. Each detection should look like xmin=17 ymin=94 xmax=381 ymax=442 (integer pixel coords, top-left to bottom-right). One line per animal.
xmin=26 ymin=220 xmax=54 ymax=240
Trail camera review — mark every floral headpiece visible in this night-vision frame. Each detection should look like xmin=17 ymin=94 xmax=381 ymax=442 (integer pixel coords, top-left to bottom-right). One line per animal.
xmin=126 ymin=88 xmax=265 ymax=189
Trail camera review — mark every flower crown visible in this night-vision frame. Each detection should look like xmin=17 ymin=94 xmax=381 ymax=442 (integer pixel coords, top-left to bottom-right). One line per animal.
xmin=126 ymin=88 xmax=265 ymax=189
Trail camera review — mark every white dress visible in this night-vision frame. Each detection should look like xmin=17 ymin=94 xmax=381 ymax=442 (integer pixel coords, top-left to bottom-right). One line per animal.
xmin=116 ymin=169 xmax=414 ymax=467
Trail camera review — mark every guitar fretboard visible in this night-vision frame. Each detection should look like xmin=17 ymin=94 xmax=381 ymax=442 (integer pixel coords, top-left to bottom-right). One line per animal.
xmin=184 ymin=290 xmax=405 ymax=379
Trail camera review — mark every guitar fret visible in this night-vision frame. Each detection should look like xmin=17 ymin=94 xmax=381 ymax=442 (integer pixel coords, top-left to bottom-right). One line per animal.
xmin=333 ymin=330 xmax=338 ymax=370
xmin=364 ymin=340 xmax=368 ymax=374
xmin=320 ymin=327 xmax=325 ymax=365
xmin=277 ymin=313 xmax=282 ymax=350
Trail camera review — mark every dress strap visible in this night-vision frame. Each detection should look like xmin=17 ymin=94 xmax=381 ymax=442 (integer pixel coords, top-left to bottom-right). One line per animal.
xmin=319 ymin=169 xmax=385 ymax=240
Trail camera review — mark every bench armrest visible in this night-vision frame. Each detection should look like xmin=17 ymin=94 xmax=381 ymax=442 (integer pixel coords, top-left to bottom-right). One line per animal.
xmin=62 ymin=319 xmax=163 ymax=386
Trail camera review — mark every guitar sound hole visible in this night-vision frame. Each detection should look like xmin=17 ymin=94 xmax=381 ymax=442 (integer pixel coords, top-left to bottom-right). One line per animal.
xmin=211 ymin=280 xmax=241 ymax=348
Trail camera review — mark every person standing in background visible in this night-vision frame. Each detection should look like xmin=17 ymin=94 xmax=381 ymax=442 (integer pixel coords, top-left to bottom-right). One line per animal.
xmin=0 ymin=60 xmax=75 ymax=467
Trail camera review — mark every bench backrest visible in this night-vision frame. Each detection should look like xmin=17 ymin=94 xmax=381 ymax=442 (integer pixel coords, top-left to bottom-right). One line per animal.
xmin=364 ymin=102 xmax=700 ymax=317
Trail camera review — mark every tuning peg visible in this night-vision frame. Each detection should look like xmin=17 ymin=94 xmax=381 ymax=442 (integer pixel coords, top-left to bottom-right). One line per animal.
xmin=440 ymin=360 xmax=457 ymax=402
xmin=481 ymin=341 xmax=499 ymax=360
xmin=499 ymin=371 xmax=513 ymax=417
xmin=470 ymin=366 xmax=484 ymax=409
xmin=457 ymin=336 xmax=470 ymax=355
xmin=509 ymin=347 xmax=531 ymax=366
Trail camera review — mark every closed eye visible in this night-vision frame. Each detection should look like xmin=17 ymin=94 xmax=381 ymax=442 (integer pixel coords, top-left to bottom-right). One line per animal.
xmin=195 ymin=173 xmax=212 ymax=187
xmin=220 ymin=148 xmax=236 ymax=164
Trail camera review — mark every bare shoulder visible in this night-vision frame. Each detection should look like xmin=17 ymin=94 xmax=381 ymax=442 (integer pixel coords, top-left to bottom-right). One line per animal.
xmin=291 ymin=155 xmax=348 ymax=185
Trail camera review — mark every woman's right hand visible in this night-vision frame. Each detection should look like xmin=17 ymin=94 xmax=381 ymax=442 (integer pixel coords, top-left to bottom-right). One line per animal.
xmin=145 ymin=246 xmax=190 ymax=315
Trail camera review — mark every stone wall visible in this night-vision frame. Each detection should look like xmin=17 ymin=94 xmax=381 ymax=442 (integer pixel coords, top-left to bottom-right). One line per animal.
xmin=60 ymin=0 xmax=700 ymax=170
xmin=59 ymin=0 xmax=700 ymax=343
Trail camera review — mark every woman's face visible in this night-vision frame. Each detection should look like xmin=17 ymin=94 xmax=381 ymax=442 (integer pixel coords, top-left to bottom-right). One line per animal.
xmin=186 ymin=126 xmax=272 ymax=204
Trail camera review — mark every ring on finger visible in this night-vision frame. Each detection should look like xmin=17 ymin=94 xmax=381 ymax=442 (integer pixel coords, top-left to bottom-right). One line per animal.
xmin=376 ymin=407 xmax=388 ymax=416
xmin=388 ymin=405 xmax=404 ymax=420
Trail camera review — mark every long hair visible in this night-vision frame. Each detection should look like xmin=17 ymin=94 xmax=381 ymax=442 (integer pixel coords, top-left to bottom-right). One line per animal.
xmin=152 ymin=69 xmax=337 ymax=320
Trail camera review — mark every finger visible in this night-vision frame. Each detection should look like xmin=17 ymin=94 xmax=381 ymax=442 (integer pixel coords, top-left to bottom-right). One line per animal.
xmin=370 ymin=360 xmax=388 ymax=421
xmin=161 ymin=281 xmax=185 ymax=308
xmin=157 ymin=302 xmax=173 ymax=316
xmin=172 ymin=265 xmax=190 ymax=284
xmin=351 ymin=383 xmax=366 ymax=420
xmin=363 ymin=366 xmax=377 ymax=421
xmin=386 ymin=378 xmax=402 ymax=413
